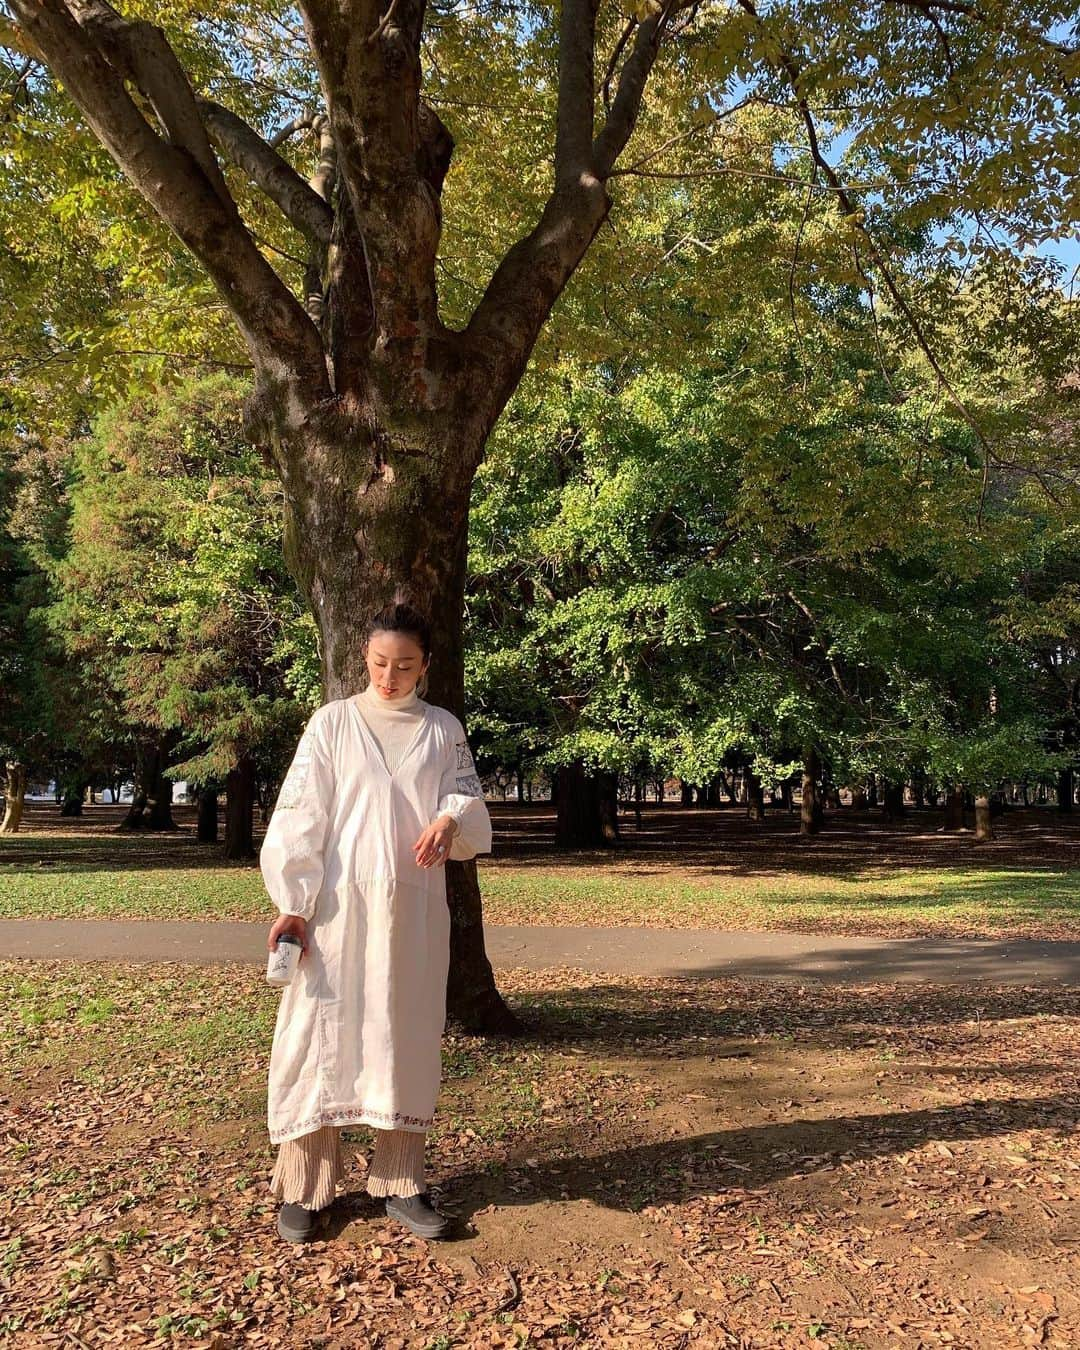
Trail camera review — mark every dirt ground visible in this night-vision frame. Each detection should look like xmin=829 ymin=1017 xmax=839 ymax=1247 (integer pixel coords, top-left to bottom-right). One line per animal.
xmin=2 ymin=962 xmax=1079 ymax=1348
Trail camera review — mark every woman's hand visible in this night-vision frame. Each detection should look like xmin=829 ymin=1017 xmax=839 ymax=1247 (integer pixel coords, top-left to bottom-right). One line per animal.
xmin=414 ymin=814 xmax=458 ymax=868
xmin=267 ymin=913 xmax=309 ymax=956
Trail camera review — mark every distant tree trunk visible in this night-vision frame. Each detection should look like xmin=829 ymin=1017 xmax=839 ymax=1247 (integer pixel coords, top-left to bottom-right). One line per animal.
xmin=680 ymin=780 xmax=694 ymax=806
xmin=119 ymin=738 xmax=176 ymax=831
xmin=780 ymin=781 xmax=794 ymax=813
xmin=1 ymin=762 xmax=27 ymax=833
xmin=881 ymin=779 xmax=905 ymax=820
xmin=911 ymin=772 xmax=926 ymax=808
xmin=866 ymin=772 xmax=878 ymax=808
xmin=801 ymin=746 xmax=823 ymax=836
xmin=850 ymin=783 xmax=868 ymax=810
xmin=746 ymin=768 xmax=765 ymax=821
xmin=631 ymin=777 xmax=644 ymax=828
xmin=515 ymin=766 xmax=524 ymax=802
xmin=555 ymin=760 xmax=615 ymax=847
xmin=1058 ymin=768 xmax=1074 ymax=813
xmin=597 ymin=770 xmax=620 ymax=843
xmin=943 ymin=784 xmax=966 ymax=832
xmin=197 ymin=788 xmax=219 ymax=843
xmin=59 ymin=779 xmax=89 ymax=817
xmin=224 ymin=755 xmax=256 ymax=860
xmin=974 ymin=792 xmax=993 ymax=842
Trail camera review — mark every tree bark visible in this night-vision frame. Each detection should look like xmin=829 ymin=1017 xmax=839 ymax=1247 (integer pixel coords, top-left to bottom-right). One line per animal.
xmin=746 ymin=767 xmax=765 ymax=821
xmin=881 ymin=778 xmax=905 ymax=820
xmin=555 ymin=760 xmax=614 ymax=848
xmin=943 ymin=784 xmax=966 ymax=832
xmin=800 ymin=746 xmax=823 ymax=836
xmin=1058 ymin=767 xmax=1074 ymax=813
xmin=119 ymin=737 xmax=177 ymax=831
xmin=974 ymin=792 xmax=993 ymax=842
xmin=197 ymin=788 xmax=219 ymax=843
xmin=224 ymin=756 xmax=255 ymax=859
xmin=59 ymin=781 xmax=87 ymax=817
xmin=1 ymin=762 xmax=27 ymax=833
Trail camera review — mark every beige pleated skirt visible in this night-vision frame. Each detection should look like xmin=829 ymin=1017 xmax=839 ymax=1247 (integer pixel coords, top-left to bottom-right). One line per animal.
xmin=269 ymin=1125 xmax=427 ymax=1210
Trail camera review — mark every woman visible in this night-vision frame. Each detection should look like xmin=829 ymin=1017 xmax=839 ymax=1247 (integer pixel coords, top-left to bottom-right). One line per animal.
xmin=261 ymin=598 xmax=493 ymax=1244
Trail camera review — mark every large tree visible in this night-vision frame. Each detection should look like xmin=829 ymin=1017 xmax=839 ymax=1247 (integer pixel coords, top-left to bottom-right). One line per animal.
xmin=3 ymin=0 xmax=1074 ymax=1028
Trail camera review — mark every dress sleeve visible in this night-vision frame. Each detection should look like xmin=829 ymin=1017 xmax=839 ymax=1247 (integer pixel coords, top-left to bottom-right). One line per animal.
xmin=260 ymin=707 xmax=335 ymax=919
xmin=436 ymin=716 xmax=493 ymax=861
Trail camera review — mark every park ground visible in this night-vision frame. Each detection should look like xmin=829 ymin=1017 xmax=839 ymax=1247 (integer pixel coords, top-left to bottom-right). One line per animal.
xmin=2 ymin=801 xmax=1080 ymax=940
xmin=2 ymin=803 xmax=1079 ymax=1346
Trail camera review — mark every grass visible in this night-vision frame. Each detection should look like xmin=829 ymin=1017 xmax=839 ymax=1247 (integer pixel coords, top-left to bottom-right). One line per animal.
xmin=2 ymin=831 xmax=1079 ymax=938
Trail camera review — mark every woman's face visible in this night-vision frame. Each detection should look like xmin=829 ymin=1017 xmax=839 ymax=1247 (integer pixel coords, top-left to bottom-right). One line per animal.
xmin=364 ymin=631 xmax=429 ymax=699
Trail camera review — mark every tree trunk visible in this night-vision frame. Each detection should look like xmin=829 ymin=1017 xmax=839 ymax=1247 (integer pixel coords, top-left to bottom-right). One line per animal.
xmin=850 ymin=783 xmax=868 ymax=810
xmin=881 ymin=779 xmax=905 ymax=820
xmin=1058 ymin=767 xmax=1075 ymax=813
xmin=224 ymin=756 xmax=256 ymax=859
xmin=974 ymin=792 xmax=993 ymax=842
xmin=801 ymin=746 xmax=823 ymax=836
xmin=746 ymin=768 xmax=765 ymax=821
xmin=866 ymin=772 xmax=878 ymax=808
xmin=943 ymin=784 xmax=966 ymax=832
xmin=680 ymin=780 xmax=694 ymax=806
xmin=119 ymin=737 xmax=177 ymax=831
xmin=1 ymin=762 xmax=27 ymax=833
xmin=197 ymin=788 xmax=219 ymax=843
xmin=555 ymin=760 xmax=611 ymax=848
xmin=598 ymin=770 xmax=620 ymax=843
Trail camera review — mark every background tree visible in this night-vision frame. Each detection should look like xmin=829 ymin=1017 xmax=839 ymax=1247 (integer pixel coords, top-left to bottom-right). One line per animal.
xmin=46 ymin=373 xmax=319 ymax=856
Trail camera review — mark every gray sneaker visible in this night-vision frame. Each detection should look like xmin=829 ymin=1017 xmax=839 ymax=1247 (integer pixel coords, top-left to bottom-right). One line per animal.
xmin=384 ymin=1190 xmax=450 ymax=1239
xmin=277 ymin=1202 xmax=321 ymax=1243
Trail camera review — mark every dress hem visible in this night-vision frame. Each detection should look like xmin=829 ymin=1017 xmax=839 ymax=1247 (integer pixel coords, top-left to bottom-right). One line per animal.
xmin=269 ymin=1107 xmax=434 ymax=1144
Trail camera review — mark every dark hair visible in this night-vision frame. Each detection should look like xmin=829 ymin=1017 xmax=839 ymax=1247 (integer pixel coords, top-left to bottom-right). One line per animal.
xmin=363 ymin=592 xmax=432 ymax=661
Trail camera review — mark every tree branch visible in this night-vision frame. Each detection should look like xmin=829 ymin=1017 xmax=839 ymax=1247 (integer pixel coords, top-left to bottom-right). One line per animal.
xmin=69 ymin=0 xmax=232 ymax=211
xmin=7 ymin=0 xmax=328 ymax=390
xmin=198 ymin=98 xmax=334 ymax=247
xmin=460 ymin=2 xmax=682 ymax=434
xmin=556 ymin=0 xmax=598 ymax=187
xmin=593 ymin=4 xmax=673 ymax=177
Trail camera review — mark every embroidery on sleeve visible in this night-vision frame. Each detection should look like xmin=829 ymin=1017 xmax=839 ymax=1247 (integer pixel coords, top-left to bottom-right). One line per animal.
xmin=453 ymin=735 xmax=482 ymax=795
xmin=276 ymin=725 xmax=316 ymax=810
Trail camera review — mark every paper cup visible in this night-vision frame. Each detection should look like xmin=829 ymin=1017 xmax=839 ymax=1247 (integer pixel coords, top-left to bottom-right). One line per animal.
xmin=266 ymin=933 xmax=303 ymax=986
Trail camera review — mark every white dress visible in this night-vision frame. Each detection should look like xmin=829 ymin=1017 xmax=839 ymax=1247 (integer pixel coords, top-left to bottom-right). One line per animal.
xmin=260 ymin=695 xmax=493 ymax=1143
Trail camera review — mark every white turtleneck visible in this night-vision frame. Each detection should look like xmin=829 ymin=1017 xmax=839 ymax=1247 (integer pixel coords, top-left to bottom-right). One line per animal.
xmin=353 ymin=683 xmax=459 ymax=836
xmin=353 ymin=681 xmax=425 ymax=775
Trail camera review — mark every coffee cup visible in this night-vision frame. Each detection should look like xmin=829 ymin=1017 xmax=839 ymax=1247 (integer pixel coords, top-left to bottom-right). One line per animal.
xmin=266 ymin=933 xmax=303 ymax=986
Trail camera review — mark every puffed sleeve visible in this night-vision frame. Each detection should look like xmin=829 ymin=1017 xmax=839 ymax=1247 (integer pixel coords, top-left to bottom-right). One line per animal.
xmin=260 ymin=707 xmax=336 ymax=919
xmin=435 ymin=715 xmax=492 ymax=861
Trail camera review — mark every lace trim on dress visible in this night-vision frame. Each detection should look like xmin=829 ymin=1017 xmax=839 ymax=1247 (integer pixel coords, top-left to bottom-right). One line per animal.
xmin=270 ymin=1104 xmax=433 ymax=1142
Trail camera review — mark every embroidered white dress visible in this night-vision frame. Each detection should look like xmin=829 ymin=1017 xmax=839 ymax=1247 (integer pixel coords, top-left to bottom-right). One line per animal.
xmin=260 ymin=695 xmax=492 ymax=1144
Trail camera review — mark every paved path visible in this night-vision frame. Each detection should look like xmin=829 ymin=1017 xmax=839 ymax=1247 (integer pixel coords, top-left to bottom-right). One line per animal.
xmin=2 ymin=919 xmax=1079 ymax=985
